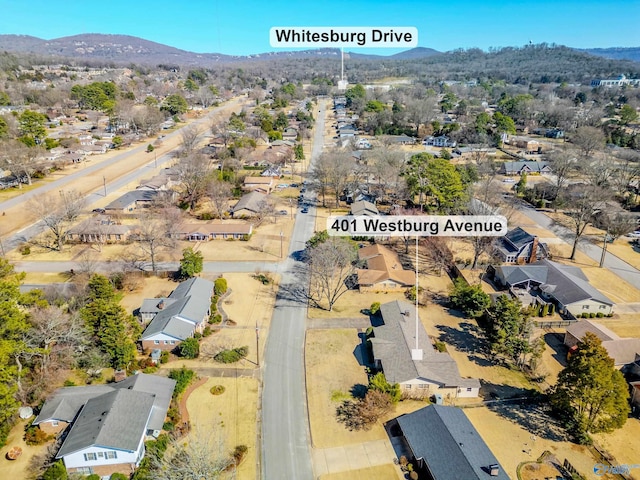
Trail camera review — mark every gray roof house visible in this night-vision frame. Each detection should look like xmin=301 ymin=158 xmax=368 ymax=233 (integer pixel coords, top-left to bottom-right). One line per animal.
xmin=493 ymin=259 xmax=614 ymax=317
xmin=104 ymin=190 xmax=159 ymax=212
xmin=394 ymin=405 xmax=510 ymax=480
xmin=33 ymin=373 xmax=176 ymax=476
xmin=371 ymin=300 xmax=480 ymax=398
xmin=140 ymin=277 xmax=215 ymax=350
xmin=500 ymin=160 xmax=552 ymax=176
xmin=349 ymin=200 xmax=378 ymax=217
xmin=564 ymin=319 xmax=640 ymax=367
xmin=494 ymin=227 xmax=548 ymax=264
xmin=231 ymin=191 xmax=269 ymax=217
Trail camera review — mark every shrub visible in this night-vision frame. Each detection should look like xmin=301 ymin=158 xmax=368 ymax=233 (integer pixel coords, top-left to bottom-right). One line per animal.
xmin=365 ymin=326 xmax=374 ymax=338
xmin=596 ymin=312 xmax=604 ymax=318
xmin=589 ymin=312 xmax=596 ymax=318
xmin=110 ymin=474 xmax=129 ymax=480
xmin=87 ymin=475 xmax=101 ymax=480
xmin=370 ymin=302 xmax=381 ymax=315
xmin=549 ymin=303 xmax=555 ymax=315
xmin=434 ymin=341 xmax=447 ymax=352
xmin=210 ymin=385 xmax=226 ymax=395
xmin=168 ymin=366 xmax=196 ymax=397
xmin=369 ymin=372 xmax=401 ymax=404
xmin=179 ymin=338 xmax=200 ymax=359
xmin=19 ymin=244 xmax=31 ymax=255
xmin=541 ymin=304 xmax=549 ymax=316
xmin=160 ymin=351 xmax=170 ymax=364
xmin=214 ymin=277 xmax=228 ymax=295
xmin=42 ymin=460 xmax=67 ymax=480
xmin=214 ymin=346 xmax=249 ymax=363
xmin=252 ymin=273 xmax=272 ymax=284
xmin=203 ymin=326 xmax=212 ymax=337
xmin=163 ymin=421 xmax=175 ymax=431
xmin=24 ymin=425 xmax=51 ymax=445
xmin=232 ymin=445 xmax=248 ymax=465
xmin=63 ymin=379 xmax=76 ymax=386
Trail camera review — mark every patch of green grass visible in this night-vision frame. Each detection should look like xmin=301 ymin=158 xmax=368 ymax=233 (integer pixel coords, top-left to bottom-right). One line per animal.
xmin=330 ymin=390 xmax=351 ymax=402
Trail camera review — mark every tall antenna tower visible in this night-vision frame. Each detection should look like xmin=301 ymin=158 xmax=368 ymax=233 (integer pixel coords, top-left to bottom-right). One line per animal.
xmin=337 ymin=47 xmax=348 ymax=91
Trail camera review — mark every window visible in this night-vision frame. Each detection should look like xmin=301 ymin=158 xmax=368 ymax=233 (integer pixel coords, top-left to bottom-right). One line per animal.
xmin=106 ymin=451 xmax=118 ymax=459
xmin=582 ymin=305 xmax=590 ymax=310
xmin=405 ymin=384 xmax=412 ymax=389
xmin=76 ymin=467 xmax=93 ymax=474
xmin=599 ymin=305 xmax=607 ymax=310
xmin=170 ymin=340 xmax=176 ymax=345
xmin=164 ymin=340 xmax=169 ymax=344
xmin=418 ymin=384 xmax=427 ymax=389
xmin=154 ymin=340 xmax=160 ymax=345
xmin=84 ymin=452 xmax=97 ymax=461
xmin=467 ymin=388 xmax=473 ymax=392
xmin=98 ymin=452 xmax=104 ymax=458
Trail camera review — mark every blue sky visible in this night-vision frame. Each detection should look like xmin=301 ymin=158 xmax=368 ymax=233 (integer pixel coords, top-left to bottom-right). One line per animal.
xmin=0 ymin=0 xmax=638 ymax=56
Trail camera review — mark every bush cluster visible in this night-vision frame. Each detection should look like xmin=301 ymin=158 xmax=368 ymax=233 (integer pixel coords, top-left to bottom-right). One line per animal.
xmin=214 ymin=346 xmax=249 ymax=363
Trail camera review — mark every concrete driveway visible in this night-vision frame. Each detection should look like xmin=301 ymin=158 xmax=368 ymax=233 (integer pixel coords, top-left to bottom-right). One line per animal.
xmin=311 ymin=439 xmax=402 ymax=478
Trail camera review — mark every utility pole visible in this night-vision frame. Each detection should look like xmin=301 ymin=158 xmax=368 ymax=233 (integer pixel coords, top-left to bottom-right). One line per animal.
xmin=599 ymin=228 xmax=609 ymax=268
xmin=103 ymin=176 xmax=107 ymax=197
xmin=256 ymin=323 xmax=260 ymax=368
xmin=280 ymin=231 xmax=284 ymax=258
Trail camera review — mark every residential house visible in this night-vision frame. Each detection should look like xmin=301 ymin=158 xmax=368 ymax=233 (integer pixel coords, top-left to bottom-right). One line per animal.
xmin=509 ymin=137 xmax=543 ymax=154
xmin=350 ymin=200 xmax=379 ymax=217
xmin=500 ymin=160 xmax=552 ymax=176
xmin=393 ymin=405 xmax=509 ymax=480
xmin=139 ymin=277 xmax=215 ymax=351
xmin=494 ymin=227 xmax=548 ymax=264
xmin=354 ymin=138 xmax=372 ymax=149
xmin=422 ymin=135 xmax=456 ymax=148
xmin=282 ymin=127 xmax=298 ymax=141
xmin=232 ymin=191 xmax=269 ymax=218
xmin=180 ymin=222 xmax=252 ymax=240
xmin=337 ymin=125 xmax=357 ymax=138
xmin=590 ymin=74 xmax=640 ymax=87
xmin=630 ymin=381 xmax=640 ymax=416
xmin=104 ymin=190 xmax=160 ymax=213
xmin=243 ymin=176 xmax=274 ymax=193
xmin=32 ymin=373 xmax=175 ymax=477
xmin=357 ymin=244 xmax=415 ymax=292
xmin=136 ymin=168 xmax=179 ymax=191
xmin=493 ymin=259 xmax=614 ymax=317
xmin=564 ymin=319 xmax=640 ymax=368
xmin=385 ymin=134 xmax=415 ymax=145
xmin=453 ymin=145 xmax=496 ymax=159
xmin=66 ymin=217 xmax=134 ymax=244
xmin=371 ymin=300 xmax=480 ymax=397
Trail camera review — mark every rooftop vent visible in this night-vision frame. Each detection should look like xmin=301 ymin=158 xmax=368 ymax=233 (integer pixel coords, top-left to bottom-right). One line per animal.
xmin=489 ymin=464 xmax=499 ymax=476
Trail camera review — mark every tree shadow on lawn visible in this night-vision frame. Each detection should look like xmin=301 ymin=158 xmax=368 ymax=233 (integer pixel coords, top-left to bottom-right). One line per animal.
xmin=484 ymin=397 xmax=569 ymax=443
xmin=353 ymin=332 xmax=374 ymax=368
xmin=436 ymin=322 xmax=492 ymax=367
xmin=544 ymin=332 xmax=568 ymax=368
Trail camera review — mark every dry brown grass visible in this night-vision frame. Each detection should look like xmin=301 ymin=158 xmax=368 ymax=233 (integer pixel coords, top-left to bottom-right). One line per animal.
xmin=318 ymin=464 xmax=400 ymax=480
xmin=305 ymin=329 xmax=387 ymax=448
xmin=185 ymin=376 xmax=258 ymax=480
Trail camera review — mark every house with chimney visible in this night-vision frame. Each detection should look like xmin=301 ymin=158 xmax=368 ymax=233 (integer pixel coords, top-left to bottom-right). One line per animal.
xmin=371 ymin=300 xmax=480 ymax=398
xmin=493 ymin=227 xmax=548 ymax=264
xmin=391 ymin=405 xmax=509 ymax=480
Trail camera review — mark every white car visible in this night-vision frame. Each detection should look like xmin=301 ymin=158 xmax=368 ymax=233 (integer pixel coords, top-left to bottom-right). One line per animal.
xmin=626 ymin=231 xmax=640 ymax=238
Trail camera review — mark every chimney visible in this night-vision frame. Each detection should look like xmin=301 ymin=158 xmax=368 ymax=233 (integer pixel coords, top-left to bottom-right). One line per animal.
xmin=489 ymin=464 xmax=500 ymax=476
xmin=157 ymin=300 xmax=165 ymax=310
xmin=411 ymin=349 xmax=423 ymax=361
xmin=528 ymin=236 xmax=539 ymax=264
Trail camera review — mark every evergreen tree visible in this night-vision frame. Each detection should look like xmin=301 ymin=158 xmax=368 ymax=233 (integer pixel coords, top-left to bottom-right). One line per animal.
xmin=551 ymin=332 xmax=629 ymax=443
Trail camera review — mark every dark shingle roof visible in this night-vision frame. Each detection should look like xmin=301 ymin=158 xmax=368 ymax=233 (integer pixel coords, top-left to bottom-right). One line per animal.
xmin=105 ymin=190 xmax=158 ymax=210
xmin=232 ymin=191 xmax=268 ymax=214
xmin=504 ymin=227 xmax=534 ymax=249
xmin=33 ymin=385 xmax=113 ymax=425
xmin=372 ymin=301 xmax=479 ymax=388
xmin=397 ymin=405 xmax=510 ymax=480
xmin=112 ymin=374 xmax=176 ymax=431
xmin=140 ymin=277 xmax=215 ymax=340
xmin=56 ymin=389 xmax=154 ymax=457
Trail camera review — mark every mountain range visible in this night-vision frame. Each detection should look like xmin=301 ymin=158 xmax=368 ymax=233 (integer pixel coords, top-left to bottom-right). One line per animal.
xmin=0 ymin=33 xmax=637 ymax=66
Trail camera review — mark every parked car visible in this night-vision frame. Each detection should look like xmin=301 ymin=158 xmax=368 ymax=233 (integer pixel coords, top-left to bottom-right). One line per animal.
xmin=277 ymin=210 xmax=288 ymax=215
xmin=301 ymin=207 xmax=309 ymax=213
xmin=92 ymin=208 xmax=106 ymax=214
xmin=626 ymin=231 xmax=640 ymax=238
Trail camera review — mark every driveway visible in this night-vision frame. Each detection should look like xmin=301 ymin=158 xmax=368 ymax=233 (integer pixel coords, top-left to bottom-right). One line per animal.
xmin=311 ymin=440 xmax=401 ymax=478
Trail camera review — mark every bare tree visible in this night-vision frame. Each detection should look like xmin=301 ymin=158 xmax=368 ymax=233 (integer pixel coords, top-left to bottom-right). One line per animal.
xmin=207 ymin=178 xmax=232 ymax=219
xmin=307 ymin=237 xmax=357 ymax=311
xmin=310 ymin=152 xmax=332 ymax=207
xmin=571 ymin=126 xmax=605 ymax=159
xmin=406 ymin=97 xmax=438 ymax=136
xmin=597 ymin=212 xmax=638 ymax=267
xmin=135 ymin=215 xmax=176 ymax=272
xmin=546 ymin=149 xmax=577 ymax=202
xmin=558 ymin=186 xmax=610 ymax=260
xmin=180 ymin=125 xmax=202 ymax=157
xmin=151 ymin=429 xmax=235 ymax=480
xmin=175 ymin=153 xmax=214 ymax=210
xmin=28 ymin=190 xmax=85 ymax=251
xmin=422 ymin=236 xmax=453 ymax=276
xmin=584 ymin=152 xmax=616 ymax=188
xmin=611 ymin=151 xmax=640 ymax=200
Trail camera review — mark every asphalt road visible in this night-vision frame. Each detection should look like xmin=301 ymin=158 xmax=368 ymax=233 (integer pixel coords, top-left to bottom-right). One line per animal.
xmin=514 ymin=200 xmax=640 ymax=289
xmin=260 ymin=100 xmax=327 ymax=479
xmin=0 ymin=98 xmax=247 ymax=253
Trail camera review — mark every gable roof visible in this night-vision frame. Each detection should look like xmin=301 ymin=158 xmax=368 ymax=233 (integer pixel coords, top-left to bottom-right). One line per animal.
xmin=56 ymin=389 xmax=154 ymax=457
xmin=232 ymin=191 xmax=268 ymax=214
xmin=495 ymin=259 xmax=613 ymax=307
xmin=357 ymin=244 xmax=415 ymax=287
xmin=140 ymin=277 xmax=215 ymax=341
xmin=501 ymin=161 xmax=551 ymax=174
xmin=182 ymin=223 xmax=252 ymax=236
xmin=566 ymin=319 xmax=619 ymax=343
xmin=567 ymin=320 xmax=640 ymax=366
xmin=34 ymin=373 xmax=176 ymax=432
xmin=372 ymin=301 xmax=479 ymax=388
xmin=504 ymin=227 xmax=535 ymax=249
xmin=397 ymin=405 xmax=510 ymax=480
xmin=350 ymin=200 xmax=378 ymax=216
xmin=104 ymin=190 xmax=158 ymax=210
